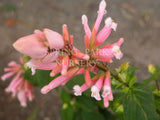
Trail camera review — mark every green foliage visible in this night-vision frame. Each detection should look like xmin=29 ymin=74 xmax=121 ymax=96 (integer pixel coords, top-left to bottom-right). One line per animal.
xmin=23 ymin=69 xmax=60 ymax=88
xmin=22 ymin=62 xmax=160 ymax=120
xmin=61 ymin=103 xmax=74 ymax=120
xmin=1 ymin=5 xmax=16 ymax=12
xmin=27 ymin=107 xmax=39 ymax=120
xmin=60 ymin=88 xmax=72 ymax=103
xmin=123 ymin=83 xmax=159 ymax=120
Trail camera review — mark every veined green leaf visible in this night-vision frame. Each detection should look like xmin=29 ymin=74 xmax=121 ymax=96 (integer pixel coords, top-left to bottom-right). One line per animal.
xmin=123 ymin=83 xmax=158 ymax=120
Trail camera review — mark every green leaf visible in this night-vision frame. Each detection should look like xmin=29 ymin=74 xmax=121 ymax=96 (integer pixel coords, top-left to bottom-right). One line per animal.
xmin=75 ymin=96 xmax=96 ymax=111
xmin=27 ymin=107 xmax=39 ymax=120
xmin=81 ymin=110 xmax=105 ymax=120
xmin=154 ymin=95 xmax=160 ymax=110
xmin=60 ymin=88 xmax=71 ymax=103
xmin=61 ymin=103 xmax=74 ymax=120
xmin=23 ymin=69 xmax=60 ymax=88
xmin=123 ymin=83 xmax=159 ymax=120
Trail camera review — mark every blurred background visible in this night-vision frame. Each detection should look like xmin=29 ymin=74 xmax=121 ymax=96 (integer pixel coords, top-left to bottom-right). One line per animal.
xmin=0 ymin=0 xmax=160 ymax=119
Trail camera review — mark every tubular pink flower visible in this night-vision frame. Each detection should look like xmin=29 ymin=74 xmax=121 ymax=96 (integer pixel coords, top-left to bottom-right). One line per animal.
xmin=84 ymin=35 xmax=89 ymax=49
xmin=44 ymin=28 xmax=64 ymax=49
xmin=112 ymin=45 xmax=123 ymax=59
xmin=85 ymin=69 xmax=92 ymax=86
xmin=95 ymin=38 xmax=124 ymax=60
xmin=73 ymin=74 xmax=99 ymax=96
xmin=73 ymin=47 xmax=90 ymax=60
xmin=103 ymin=97 xmax=109 ymax=108
xmin=96 ymin=17 xmax=117 ymax=46
xmin=62 ymin=24 xmax=69 ymax=42
xmin=71 ymin=56 xmax=79 ymax=65
xmin=17 ymin=90 xmax=27 ymax=107
xmin=61 ymin=55 xmax=69 ymax=75
xmin=82 ymin=14 xmax=91 ymax=39
xmin=94 ymin=0 xmax=107 ymax=33
xmin=102 ymin=72 xmax=111 ymax=98
xmin=41 ymin=67 xmax=79 ymax=94
xmin=96 ymin=47 xmax=114 ymax=59
xmin=69 ymin=35 xmax=74 ymax=45
xmin=50 ymin=64 xmax=62 ymax=77
xmin=91 ymin=74 xmax=104 ymax=101
xmin=2 ymin=58 xmax=34 ymax=107
xmin=26 ymin=59 xmax=57 ymax=75
xmin=75 ymin=68 xmax=85 ymax=75
xmin=73 ymin=83 xmax=90 ymax=96
xmin=1 ymin=72 xmax=14 ymax=81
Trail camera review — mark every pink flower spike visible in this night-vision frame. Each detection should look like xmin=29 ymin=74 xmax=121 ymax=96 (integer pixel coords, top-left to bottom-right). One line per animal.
xmin=94 ymin=0 xmax=107 ymax=33
xmin=61 ymin=56 xmax=69 ymax=76
xmin=73 ymin=47 xmax=90 ymax=60
xmin=91 ymin=74 xmax=104 ymax=101
xmin=82 ymin=15 xmax=91 ymax=39
xmin=13 ymin=34 xmax=47 ymax=59
xmin=44 ymin=28 xmax=64 ymax=49
xmin=1 ymin=72 xmax=14 ymax=81
xmin=103 ymin=97 xmax=109 ymax=108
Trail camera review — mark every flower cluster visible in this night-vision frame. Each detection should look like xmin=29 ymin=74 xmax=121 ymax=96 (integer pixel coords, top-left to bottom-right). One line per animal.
xmin=2 ymin=0 xmax=123 ymax=107
xmin=1 ymin=58 xmax=34 ymax=107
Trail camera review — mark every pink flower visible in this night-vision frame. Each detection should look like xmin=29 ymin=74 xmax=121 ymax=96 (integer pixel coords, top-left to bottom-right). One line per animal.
xmin=41 ymin=67 xmax=79 ymax=94
xmin=1 ymin=58 xmax=34 ymax=107
xmin=81 ymin=0 xmax=121 ymax=50
xmin=73 ymin=75 xmax=99 ymax=96
xmin=73 ymin=72 xmax=113 ymax=108
xmin=91 ymin=74 xmax=104 ymax=101
xmin=26 ymin=59 xmax=57 ymax=75
xmin=94 ymin=38 xmax=124 ymax=61
xmin=13 ymin=29 xmax=64 ymax=60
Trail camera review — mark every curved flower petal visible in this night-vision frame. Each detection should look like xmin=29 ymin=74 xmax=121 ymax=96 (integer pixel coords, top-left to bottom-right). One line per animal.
xmin=13 ymin=34 xmax=47 ymax=59
xmin=44 ymin=29 xmax=64 ymax=49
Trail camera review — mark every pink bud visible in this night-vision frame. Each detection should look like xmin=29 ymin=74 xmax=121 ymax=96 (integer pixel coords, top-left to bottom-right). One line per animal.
xmin=82 ymin=15 xmax=91 ymax=39
xmin=13 ymin=34 xmax=47 ymax=59
xmin=44 ymin=28 xmax=64 ymax=49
